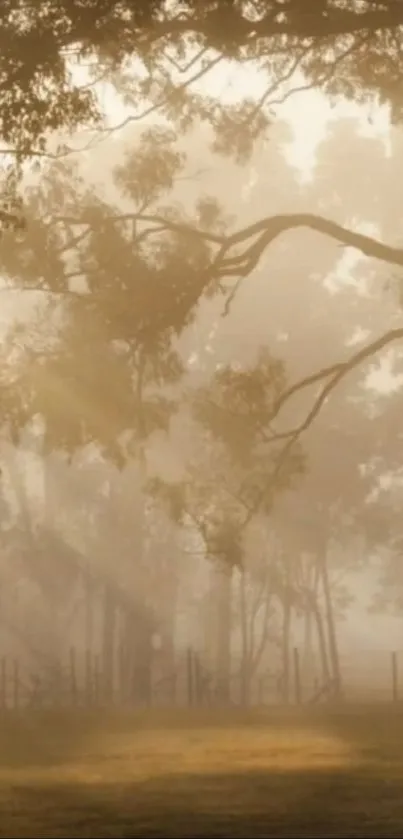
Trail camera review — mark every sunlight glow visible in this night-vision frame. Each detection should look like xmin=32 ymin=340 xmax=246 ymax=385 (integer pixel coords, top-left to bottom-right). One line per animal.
xmin=72 ymin=57 xmax=391 ymax=176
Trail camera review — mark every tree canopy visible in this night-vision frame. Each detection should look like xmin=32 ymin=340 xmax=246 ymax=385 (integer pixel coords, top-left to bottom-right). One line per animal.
xmin=2 ymin=1 xmax=403 ymax=159
xmin=2 ymin=1 xmax=403 ymax=333
xmin=0 ymin=4 xmax=402 ymax=705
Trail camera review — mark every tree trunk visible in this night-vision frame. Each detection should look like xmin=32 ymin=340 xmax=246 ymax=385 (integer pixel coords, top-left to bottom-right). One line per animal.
xmin=281 ymin=585 xmax=292 ymax=704
xmin=132 ymin=615 xmax=153 ymax=707
xmin=216 ymin=563 xmax=232 ymax=704
xmin=102 ymin=582 xmax=116 ymax=702
xmin=159 ymin=623 xmax=176 ymax=703
xmin=302 ymin=604 xmax=313 ymax=674
xmin=84 ymin=569 xmax=95 ymax=657
xmin=311 ymin=598 xmax=331 ymax=685
xmin=118 ymin=610 xmax=127 ymax=704
xmin=320 ymin=551 xmax=342 ymax=697
xmin=239 ymin=569 xmax=250 ymax=707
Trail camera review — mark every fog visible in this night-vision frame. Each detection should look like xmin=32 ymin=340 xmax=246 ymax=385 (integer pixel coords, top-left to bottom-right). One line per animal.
xmin=0 ymin=77 xmax=402 ymax=711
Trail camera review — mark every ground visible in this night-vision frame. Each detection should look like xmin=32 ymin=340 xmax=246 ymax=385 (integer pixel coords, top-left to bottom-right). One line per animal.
xmin=0 ymin=705 xmax=402 ymax=837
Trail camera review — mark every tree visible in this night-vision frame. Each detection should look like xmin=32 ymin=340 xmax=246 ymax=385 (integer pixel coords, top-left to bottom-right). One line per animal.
xmin=2 ymin=1 xmax=403 ymax=162
xmin=150 ymin=346 xmax=305 ymax=703
xmin=2 ymin=40 xmax=403 ymax=708
xmin=1 ymin=1 xmax=403 ymax=446
xmin=0 ymin=127 xmax=224 ymax=457
xmin=0 ymin=127 xmax=220 ymax=698
xmin=166 ymin=114 xmax=403 ymax=703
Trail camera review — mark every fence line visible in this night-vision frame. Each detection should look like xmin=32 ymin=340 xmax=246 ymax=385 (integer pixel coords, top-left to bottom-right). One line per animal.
xmin=0 ymin=646 xmax=401 ymax=710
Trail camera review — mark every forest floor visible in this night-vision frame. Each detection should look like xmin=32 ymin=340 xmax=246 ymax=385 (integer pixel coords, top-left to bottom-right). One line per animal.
xmin=0 ymin=705 xmax=402 ymax=837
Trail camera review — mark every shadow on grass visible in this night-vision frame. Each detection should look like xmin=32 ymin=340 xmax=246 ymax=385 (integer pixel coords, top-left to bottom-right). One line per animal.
xmin=0 ymin=706 xmax=403 ymax=836
xmin=313 ymin=703 xmax=403 ymax=760
xmin=1 ymin=704 xmax=401 ymax=767
xmin=1 ymin=766 xmax=403 ymax=837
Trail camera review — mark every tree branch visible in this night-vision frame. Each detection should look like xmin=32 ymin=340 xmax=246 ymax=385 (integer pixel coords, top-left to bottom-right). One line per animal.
xmin=238 ymin=326 xmax=403 ymax=533
xmin=269 ymin=326 xmax=403 ymax=440
xmin=52 ymin=212 xmax=224 ymax=244
xmin=51 ymin=210 xmax=403 ymax=273
xmin=215 ymin=213 xmax=403 ymax=278
xmin=146 ymin=3 xmax=403 ymax=45
xmin=82 ymin=53 xmax=224 ymax=150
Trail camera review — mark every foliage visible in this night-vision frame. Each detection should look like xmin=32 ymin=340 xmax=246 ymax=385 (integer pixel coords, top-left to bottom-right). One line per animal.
xmin=1 ymin=1 xmax=403 ymax=168
xmin=0 ymin=15 xmax=402 ymax=659
xmin=192 ymin=349 xmax=287 ymax=462
xmin=0 ymin=129 xmax=233 ymax=459
xmin=150 ymin=349 xmax=305 ymax=569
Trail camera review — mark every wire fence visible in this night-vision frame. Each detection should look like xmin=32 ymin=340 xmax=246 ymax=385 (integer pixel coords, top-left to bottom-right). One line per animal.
xmin=0 ymin=647 xmax=402 ymax=710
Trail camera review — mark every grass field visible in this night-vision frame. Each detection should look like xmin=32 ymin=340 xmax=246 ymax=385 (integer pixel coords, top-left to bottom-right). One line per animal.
xmin=0 ymin=705 xmax=403 ymax=837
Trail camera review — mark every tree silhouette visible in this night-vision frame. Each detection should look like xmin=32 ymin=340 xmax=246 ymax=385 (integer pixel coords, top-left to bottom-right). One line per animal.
xmin=1 ymin=1 xmax=403 ymax=160
xmin=1 ymin=0 xmax=403 ymax=433
xmin=0 ymin=57 xmax=402 ymax=695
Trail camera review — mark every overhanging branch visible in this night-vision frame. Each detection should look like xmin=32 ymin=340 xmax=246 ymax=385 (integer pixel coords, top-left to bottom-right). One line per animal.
xmin=270 ymin=327 xmax=403 ymax=431
xmin=52 ymin=210 xmax=403 ymax=272
xmin=215 ymin=213 xmax=403 ymax=278
xmin=239 ymin=325 xmax=403 ymax=530
xmin=146 ymin=3 xmax=403 ymax=44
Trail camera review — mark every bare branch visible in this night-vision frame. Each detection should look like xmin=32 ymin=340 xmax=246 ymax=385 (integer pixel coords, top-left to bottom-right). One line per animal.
xmin=237 ymin=326 xmax=403 ymax=533
xmin=82 ymin=53 xmax=224 ymax=150
xmin=51 ymin=211 xmax=224 ymax=244
xmin=247 ymin=45 xmax=313 ymax=123
xmin=215 ymin=213 xmax=403 ymax=278
xmin=270 ymin=326 xmax=403 ymax=439
xmin=50 ymin=210 xmax=403 ymax=274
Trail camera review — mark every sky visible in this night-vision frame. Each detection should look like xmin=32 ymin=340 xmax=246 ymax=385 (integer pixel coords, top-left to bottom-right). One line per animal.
xmin=94 ymin=59 xmax=390 ymax=173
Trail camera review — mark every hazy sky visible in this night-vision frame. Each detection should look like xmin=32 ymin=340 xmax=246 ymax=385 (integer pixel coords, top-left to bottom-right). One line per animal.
xmin=94 ymin=60 xmax=390 ymax=171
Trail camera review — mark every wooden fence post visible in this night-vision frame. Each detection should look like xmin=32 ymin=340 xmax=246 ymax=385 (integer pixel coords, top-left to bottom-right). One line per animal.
xmin=13 ymin=659 xmax=19 ymax=709
xmin=392 ymin=651 xmax=399 ymax=702
xmin=186 ymin=648 xmax=194 ymax=706
xmin=194 ymin=652 xmax=202 ymax=705
xmin=93 ymin=654 xmax=100 ymax=706
xmin=69 ymin=647 xmax=77 ymax=706
xmin=85 ymin=650 xmax=92 ymax=706
xmin=293 ymin=647 xmax=301 ymax=705
xmin=0 ymin=656 xmax=6 ymax=709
